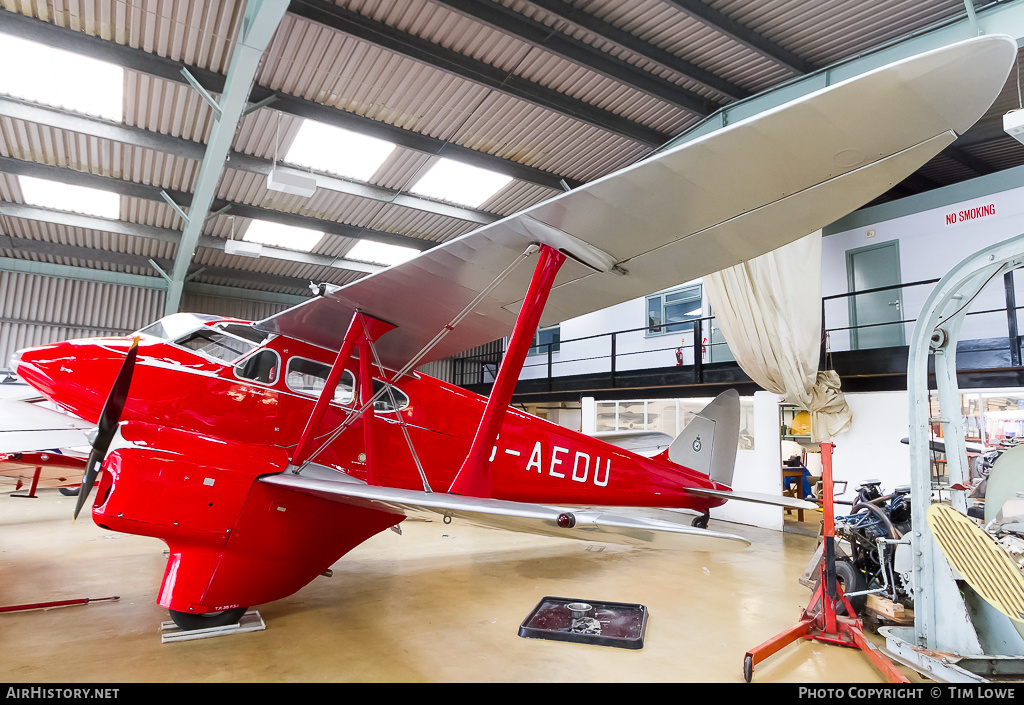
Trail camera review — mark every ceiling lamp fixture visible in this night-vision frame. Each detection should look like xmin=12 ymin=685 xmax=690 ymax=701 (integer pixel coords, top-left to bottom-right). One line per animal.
xmin=267 ymin=114 xmax=317 ymax=198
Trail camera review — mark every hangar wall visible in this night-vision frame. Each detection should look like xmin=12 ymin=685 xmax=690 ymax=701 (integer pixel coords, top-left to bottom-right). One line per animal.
xmin=0 ymin=270 xmax=164 ymax=366
xmin=0 ymin=270 xmax=292 ymax=367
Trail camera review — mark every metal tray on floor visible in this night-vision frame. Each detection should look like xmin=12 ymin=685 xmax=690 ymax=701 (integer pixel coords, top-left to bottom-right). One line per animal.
xmin=518 ymin=596 xmax=647 ymax=649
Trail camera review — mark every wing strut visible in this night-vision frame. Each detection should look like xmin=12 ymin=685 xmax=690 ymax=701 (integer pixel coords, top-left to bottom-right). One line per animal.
xmin=448 ymin=244 xmax=566 ymax=497
xmin=290 ymin=311 xmax=396 ymax=469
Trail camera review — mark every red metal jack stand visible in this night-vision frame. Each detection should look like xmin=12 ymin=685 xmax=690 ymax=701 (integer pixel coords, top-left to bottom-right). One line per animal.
xmin=742 ymin=442 xmax=908 ymax=683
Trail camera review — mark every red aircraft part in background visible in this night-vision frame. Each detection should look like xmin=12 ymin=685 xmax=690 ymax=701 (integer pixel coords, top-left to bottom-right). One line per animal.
xmin=0 ymin=450 xmax=86 ymax=497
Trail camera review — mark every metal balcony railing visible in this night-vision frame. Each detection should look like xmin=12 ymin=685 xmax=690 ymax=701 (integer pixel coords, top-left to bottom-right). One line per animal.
xmin=449 ymin=271 xmax=1023 ymax=389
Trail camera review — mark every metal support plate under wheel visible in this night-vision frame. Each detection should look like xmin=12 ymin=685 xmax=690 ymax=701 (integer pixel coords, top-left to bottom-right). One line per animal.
xmin=160 ymin=610 xmax=265 ymax=643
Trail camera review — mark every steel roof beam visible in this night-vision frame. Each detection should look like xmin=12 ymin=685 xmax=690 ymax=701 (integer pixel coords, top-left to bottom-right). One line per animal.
xmin=522 ymin=0 xmax=751 ymax=101
xmin=425 ymin=0 xmax=720 ymax=113
xmin=0 ymin=97 xmax=496 ymax=227
xmin=0 ymin=8 xmax=585 ymax=190
xmin=164 ymin=0 xmax=304 ymax=314
xmin=0 ymin=201 xmax=385 ymax=276
xmin=665 ymin=1 xmax=1024 ymax=155
xmin=0 ymin=154 xmax=438 ymax=253
xmin=662 ymin=0 xmax=815 ymax=75
xmin=0 ymin=236 xmax=311 ymax=300
xmin=285 ymin=1 xmax=675 ymax=146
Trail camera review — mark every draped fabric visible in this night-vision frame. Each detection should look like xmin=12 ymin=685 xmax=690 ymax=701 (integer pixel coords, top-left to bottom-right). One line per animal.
xmin=703 ymin=231 xmax=852 ymax=442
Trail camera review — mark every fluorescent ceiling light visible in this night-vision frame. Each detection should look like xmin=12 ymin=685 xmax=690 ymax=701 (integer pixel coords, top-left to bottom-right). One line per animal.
xmin=409 ymin=158 xmax=512 ymax=208
xmin=243 ymin=220 xmax=323 ymax=252
xmin=19 ymin=176 xmax=120 ymax=219
xmin=0 ymin=35 xmax=123 ymax=121
xmin=285 ymin=120 xmax=395 ymax=182
xmin=347 ymin=240 xmax=419 ymax=266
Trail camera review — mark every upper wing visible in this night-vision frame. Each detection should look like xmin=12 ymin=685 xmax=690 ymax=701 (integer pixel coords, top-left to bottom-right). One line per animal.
xmin=261 ymin=465 xmax=750 ymax=550
xmin=256 ymin=36 xmax=1016 ymax=369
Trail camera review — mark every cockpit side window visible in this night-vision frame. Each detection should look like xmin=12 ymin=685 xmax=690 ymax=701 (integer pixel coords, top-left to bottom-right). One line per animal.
xmin=372 ymin=378 xmax=410 ymax=413
xmin=175 ymin=329 xmax=258 ymax=363
xmin=285 ymin=356 xmax=355 ymax=405
xmin=234 ymin=349 xmax=280 ymax=385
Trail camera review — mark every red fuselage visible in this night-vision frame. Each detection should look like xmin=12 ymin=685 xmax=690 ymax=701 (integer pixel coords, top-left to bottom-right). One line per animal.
xmin=14 ymin=314 xmax=725 ymax=615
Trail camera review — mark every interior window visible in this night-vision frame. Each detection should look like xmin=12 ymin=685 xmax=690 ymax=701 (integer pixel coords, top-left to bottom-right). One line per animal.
xmin=285 ymin=357 xmax=355 ymax=405
xmin=234 ymin=349 xmax=280 ymax=385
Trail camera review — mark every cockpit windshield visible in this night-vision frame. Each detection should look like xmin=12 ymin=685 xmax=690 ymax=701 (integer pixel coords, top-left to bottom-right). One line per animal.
xmin=136 ymin=313 xmax=221 ymax=341
xmin=136 ymin=314 xmax=271 ymax=365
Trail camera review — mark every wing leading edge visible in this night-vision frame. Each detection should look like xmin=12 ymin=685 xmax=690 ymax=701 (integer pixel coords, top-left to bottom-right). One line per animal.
xmin=261 ymin=466 xmax=751 ymax=550
xmin=255 ymin=36 xmax=1017 ymax=369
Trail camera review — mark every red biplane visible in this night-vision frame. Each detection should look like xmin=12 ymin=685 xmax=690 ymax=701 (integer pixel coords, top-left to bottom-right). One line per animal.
xmin=9 ymin=36 xmax=1016 ymax=631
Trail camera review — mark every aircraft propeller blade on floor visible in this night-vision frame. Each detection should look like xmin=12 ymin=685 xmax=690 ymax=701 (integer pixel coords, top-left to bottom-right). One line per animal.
xmin=73 ymin=337 xmax=139 ymax=521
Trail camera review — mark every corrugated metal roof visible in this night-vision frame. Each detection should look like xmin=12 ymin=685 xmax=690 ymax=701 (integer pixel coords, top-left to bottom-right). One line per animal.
xmin=0 ymin=0 xmax=1020 ymax=311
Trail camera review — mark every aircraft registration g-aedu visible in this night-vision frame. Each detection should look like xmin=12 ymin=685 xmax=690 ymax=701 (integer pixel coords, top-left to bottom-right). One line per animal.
xmin=8 ymin=35 xmax=1018 ymax=631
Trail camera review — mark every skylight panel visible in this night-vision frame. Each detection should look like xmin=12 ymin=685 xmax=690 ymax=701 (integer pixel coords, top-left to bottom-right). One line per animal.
xmin=347 ymin=240 xmax=419 ymax=266
xmin=19 ymin=176 xmax=120 ymax=219
xmin=285 ymin=120 xmax=395 ymax=182
xmin=0 ymin=35 xmax=123 ymax=121
xmin=409 ymin=158 xmax=512 ymax=208
xmin=243 ymin=220 xmax=324 ymax=253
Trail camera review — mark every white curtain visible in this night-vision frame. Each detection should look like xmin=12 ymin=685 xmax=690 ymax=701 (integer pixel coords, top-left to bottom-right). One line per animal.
xmin=703 ymin=230 xmax=851 ymax=442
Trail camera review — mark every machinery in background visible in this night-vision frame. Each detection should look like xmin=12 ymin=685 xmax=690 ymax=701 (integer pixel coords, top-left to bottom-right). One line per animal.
xmin=799 ymin=480 xmax=914 ymax=623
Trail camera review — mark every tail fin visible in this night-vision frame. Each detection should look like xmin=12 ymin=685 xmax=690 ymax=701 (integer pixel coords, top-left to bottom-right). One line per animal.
xmin=667 ymin=389 xmax=739 ymax=487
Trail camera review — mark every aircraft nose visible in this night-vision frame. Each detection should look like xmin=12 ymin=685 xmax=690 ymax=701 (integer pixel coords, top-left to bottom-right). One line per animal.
xmin=13 ymin=338 xmax=137 ymax=425
xmin=8 ymin=348 xmax=22 ymax=375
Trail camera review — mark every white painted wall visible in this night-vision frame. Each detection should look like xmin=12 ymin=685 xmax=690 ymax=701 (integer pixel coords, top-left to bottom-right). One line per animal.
xmin=823 ymin=185 xmax=1024 ymax=352
xmin=829 ymin=391 xmax=912 ymax=499
xmin=710 ymin=391 xmax=785 ymax=530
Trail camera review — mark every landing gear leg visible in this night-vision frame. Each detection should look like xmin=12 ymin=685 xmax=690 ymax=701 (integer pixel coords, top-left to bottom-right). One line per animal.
xmin=692 ymin=511 xmax=710 ymax=529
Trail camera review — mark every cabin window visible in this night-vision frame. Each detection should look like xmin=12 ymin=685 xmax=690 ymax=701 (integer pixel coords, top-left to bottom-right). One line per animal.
xmin=285 ymin=356 xmax=355 ymax=405
xmin=234 ymin=349 xmax=280 ymax=385
xmin=372 ymin=378 xmax=409 ymax=413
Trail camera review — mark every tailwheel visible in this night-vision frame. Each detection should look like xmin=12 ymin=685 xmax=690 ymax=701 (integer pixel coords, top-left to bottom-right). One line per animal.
xmin=692 ymin=512 xmax=710 ymax=529
xmin=168 ymin=607 xmax=247 ymax=631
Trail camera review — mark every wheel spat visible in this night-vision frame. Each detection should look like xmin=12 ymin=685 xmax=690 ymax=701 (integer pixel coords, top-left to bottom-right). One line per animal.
xmin=73 ymin=336 xmax=139 ymax=521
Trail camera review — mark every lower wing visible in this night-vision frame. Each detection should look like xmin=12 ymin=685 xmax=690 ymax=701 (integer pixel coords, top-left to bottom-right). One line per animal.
xmin=262 ymin=465 xmax=750 ymax=550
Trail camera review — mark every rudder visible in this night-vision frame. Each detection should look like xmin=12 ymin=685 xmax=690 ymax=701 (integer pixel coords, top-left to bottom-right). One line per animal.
xmin=667 ymin=389 xmax=739 ymax=487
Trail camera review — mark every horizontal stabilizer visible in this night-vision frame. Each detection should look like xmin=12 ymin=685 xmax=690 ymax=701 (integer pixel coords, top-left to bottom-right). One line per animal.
xmin=684 ymin=486 xmax=818 ymax=511
xmin=0 ymin=399 xmax=94 ymax=454
xmin=591 ymin=430 xmax=673 ymax=457
xmin=262 ymin=466 xmax=750 ymax=550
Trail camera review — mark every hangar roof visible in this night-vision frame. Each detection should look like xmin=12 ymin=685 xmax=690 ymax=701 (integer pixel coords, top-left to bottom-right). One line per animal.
xmin=1 ymin=0 xmax=1022 ymax=305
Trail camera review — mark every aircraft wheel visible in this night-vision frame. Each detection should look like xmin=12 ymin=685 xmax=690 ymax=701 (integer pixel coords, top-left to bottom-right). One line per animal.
xmin=58 ymin=487 xmax=79 ymax=496
xmin=168 ymin=607 xmax=247 ymax=631
xmin=691 ymin=512 xmax=710 ymax=529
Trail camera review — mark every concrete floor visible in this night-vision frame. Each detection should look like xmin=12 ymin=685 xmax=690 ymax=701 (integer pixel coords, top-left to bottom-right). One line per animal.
xmin=0 ymin=489 xmax=922 ymax=683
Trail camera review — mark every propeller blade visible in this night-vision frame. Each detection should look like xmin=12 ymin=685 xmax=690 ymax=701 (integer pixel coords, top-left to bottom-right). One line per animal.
xmin=73 ymin=337 xmax=139 ymax=521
